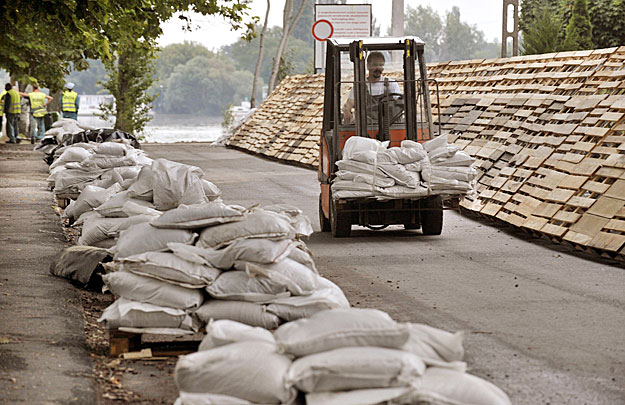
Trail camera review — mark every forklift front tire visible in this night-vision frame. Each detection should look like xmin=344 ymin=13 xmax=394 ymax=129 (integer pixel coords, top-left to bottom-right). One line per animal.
xmin=330 ymin=198 xmax=351 ymax=237
xmin=421 ymin=196 xmax=443 ymax=235
xmin=319 ymin=193 xmax=331 ymax=232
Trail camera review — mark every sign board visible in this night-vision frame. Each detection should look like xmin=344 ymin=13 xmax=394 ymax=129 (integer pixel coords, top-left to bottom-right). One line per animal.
xmin=313 ymin=4 xmax=372 ymax=71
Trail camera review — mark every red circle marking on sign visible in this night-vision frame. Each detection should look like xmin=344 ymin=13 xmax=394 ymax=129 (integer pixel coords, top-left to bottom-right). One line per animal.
xmin=312 ymin=19 xmax=333 ymax=41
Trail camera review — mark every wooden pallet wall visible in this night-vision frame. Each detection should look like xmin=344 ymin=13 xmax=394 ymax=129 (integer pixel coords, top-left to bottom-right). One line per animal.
xmin=227 ymin=46 xmax=625 ymax=256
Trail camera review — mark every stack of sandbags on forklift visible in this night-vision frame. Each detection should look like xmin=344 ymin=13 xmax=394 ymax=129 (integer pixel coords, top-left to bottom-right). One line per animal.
xmin=173 ymin=307 xmax=511 ymax=405
xmin=420 ymin=133 xmax=477 ymax=196
xmin=332 ymin=136 xmax=429 ymax=200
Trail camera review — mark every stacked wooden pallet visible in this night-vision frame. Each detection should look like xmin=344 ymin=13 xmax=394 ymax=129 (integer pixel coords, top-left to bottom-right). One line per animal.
xmin=227 ymin=46 xmax=625 ymax=257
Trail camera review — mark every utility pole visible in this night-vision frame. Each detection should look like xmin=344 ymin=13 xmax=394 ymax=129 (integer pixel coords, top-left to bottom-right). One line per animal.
xmin=391 ymin=0 xmax=404 ymax=37
xmin=501 ymin=0 xmax=519 ymax=57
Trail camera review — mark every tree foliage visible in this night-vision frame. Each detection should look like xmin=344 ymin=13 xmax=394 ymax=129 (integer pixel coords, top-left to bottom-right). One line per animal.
xmin=521 ymin=4 xmax=562 ymax=54
xmin=561 ymin=0 xmax=593 ymax=51
xmin=403 ymin=5 xmax=497 ymax=62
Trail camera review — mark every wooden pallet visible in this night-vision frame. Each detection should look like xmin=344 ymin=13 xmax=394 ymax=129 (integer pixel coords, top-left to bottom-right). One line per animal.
xmin=55 ymin=193 xmax=78 ymax=209
xmin=109 ymin=330 xmax=202 ymax=357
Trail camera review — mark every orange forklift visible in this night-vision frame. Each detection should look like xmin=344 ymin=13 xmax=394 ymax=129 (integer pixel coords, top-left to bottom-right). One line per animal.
xmin=318 ymin=37 xmax=447 ymax=237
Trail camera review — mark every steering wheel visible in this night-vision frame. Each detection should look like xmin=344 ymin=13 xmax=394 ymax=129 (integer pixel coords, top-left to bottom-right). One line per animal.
xmin=370 ymin=93 xmax=405 ymax=125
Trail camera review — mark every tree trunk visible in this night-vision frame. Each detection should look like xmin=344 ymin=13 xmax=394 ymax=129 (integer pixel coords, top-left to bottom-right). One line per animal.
xmin=115 ymin=51 xmax=128 ymax=132
xmin=251 ymin=0 xmax=271 ymax=108
xmin=268 ymin=0 xmax=307 ymax=93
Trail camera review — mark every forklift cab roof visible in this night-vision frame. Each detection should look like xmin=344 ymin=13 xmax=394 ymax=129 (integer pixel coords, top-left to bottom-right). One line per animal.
xmin=326 ymin=37 xmax=425 ymax=50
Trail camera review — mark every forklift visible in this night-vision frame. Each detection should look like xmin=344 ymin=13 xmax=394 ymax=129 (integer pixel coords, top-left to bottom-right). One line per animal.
xmin=318 ymin=37 xmax=448 ymax=237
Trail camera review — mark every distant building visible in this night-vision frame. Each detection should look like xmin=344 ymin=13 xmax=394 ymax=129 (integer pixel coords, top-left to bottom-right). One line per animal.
xmin=78 ymin=94 xmax=115 ymax=116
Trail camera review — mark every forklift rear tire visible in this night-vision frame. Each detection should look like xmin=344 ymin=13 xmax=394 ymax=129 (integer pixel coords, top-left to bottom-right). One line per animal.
xmin=421 ymin=196 xmax=443 ymax=235
xmin=330 ymin=198 xmax=351 ymax=237
xmin=319 ymin=193 xmax=331 ymax=232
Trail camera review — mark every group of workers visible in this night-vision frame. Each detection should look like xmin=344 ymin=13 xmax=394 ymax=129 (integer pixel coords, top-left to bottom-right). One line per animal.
xmin=0 ymin=82 xmax=79 ymax=144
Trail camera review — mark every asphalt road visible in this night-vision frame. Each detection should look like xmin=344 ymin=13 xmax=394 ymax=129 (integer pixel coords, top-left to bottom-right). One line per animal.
xmin=143 ymin=143 xmax=625 ymax=405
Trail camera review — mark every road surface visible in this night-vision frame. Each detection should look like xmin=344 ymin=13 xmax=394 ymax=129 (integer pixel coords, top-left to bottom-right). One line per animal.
xmin=143 ymin=143 xmax=625 ymax=405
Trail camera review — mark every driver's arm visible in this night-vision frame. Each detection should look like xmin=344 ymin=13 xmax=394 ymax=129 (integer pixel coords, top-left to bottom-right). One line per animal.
xmin=343 ymin=97 xmax=355 ymax=124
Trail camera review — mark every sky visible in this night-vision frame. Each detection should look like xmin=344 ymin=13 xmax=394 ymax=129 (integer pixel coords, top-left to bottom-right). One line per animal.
xmin=158 ymin=0 xmax=503 ymax=51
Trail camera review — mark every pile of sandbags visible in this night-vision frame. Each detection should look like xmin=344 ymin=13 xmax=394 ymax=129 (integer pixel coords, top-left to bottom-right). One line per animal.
xmin=173 ymin=308 xmax=511 ymax=405
xmin=331 ymin=135 xmax=476 ymax=200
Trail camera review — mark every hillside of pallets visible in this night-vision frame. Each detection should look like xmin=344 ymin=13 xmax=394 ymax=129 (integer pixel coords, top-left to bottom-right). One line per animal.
xmin=228 ymin=46 xmax=625 ymax=257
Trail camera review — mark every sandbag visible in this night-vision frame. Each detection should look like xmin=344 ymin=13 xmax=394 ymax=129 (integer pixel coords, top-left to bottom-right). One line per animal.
xmin=408 ymin=367 xmax=512 ymax=405
xmin=102 ymin=271 xmax=205 ymax=309
xmin=151 ymin=159 xmax=208 ymax=210
xmin=194 ymin=300 xmax=281 ymax=329
xmin=274 ymin=308 xmax=409 ymax=357
xmin=198 ymin=319 xmax=275 ymax=351
xmin=64 ymin=183 xmax=122 ymax=220
xmin=174 ymin=392 xmax=253 ymax=405
xmin=49 ymin=245 xmax=110 ymax=288
xmin=94 ymin=190 xmax=155 ymax=218
xmin=112 ymin=222 xmax=196 ymax=260
xmin=206 ymin=270 xmax=290 ymax=302
xmin=402 ymin=323 xmax=465 ymax=366
xmin=197 ymin=209 xmax=295 ymax=249
xmin=174 ymin=341 xmax=296 ymax=404
xmin=98 ymin=298 xmax=199 ymax=332
xmin=287 ymin=346 xmax=426 ymax=393
xmin=305 ymin=387 xmax=412 ymax=405
xmin=235 ymin=258 xmax=319 ymax=296
xmin=119 ymin=251 xmax=221 ymax=288
xmin=94 ymin=141 xmax=129 ymax=156
xmin=127 ymin=165 xmax=154 ymax=200
xmin=151 ymin=202 xmax=246 ymax=229
xmin=266 ymin=277 xmax=350 ymax=321
xmin=201 ymin=179 xmax=221 ymax=201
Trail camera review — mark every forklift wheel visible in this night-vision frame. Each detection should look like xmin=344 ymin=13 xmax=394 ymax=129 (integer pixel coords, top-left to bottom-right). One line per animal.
xmin=319 ymin=193 xmax=331 ymax=232
xmin=421 ymin=196 xmax=443 ymax=235
xmin=330 ymin=198 xmax=351 ymax=237
xmin=403 ymin=223 xmax=419 ymax=230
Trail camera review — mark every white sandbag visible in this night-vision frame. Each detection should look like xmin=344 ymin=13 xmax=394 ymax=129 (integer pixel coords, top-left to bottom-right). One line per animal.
xmin=64 ymin=183 xmax=122 ymax=220
xmin=226 ymin=238 xmax=297 ymax=264
xmin=194 ymin=300 xmax=281 ymax=329
xmin=262 ymin=204 xmax=313 ymax=237
xmin=288 ymin=346 xmax=426 ymax=393
xmin=266 ymin=277 xmax=350 ymax=322
xmin=112 ymin=222 xmax=196 ymax=260
xmin=50 ymin=146 xmax=92 ymax=170
xmin=201 ymin=179 xmax=221 ymax=201
xmin=428 ymin=145 xmax=459 ymax=163
xmin=78 ymin=216 xmax=128 ymax=246
xmin=422 ymin=133 xmax=448 ymax=153
xmin=431 ymin=149 xmax=475 ymax=167
xmin=174 ymin=392 xmax=253 ymax=405
xmin=119 ymin=251 xmax=221 ymax=288
xmin=168 ymin=242 xmax=236 ymax=270
xmin=236 ymin=258 xmax=319 ymax=296
xmin=198 ymin=319 xmax=275 ymax=351
xmin=98 ymin=298 xmax=199 ymax=332
xmin=274 ymin=308 xmax=409 ymax=357
xmin=89 ymin=168 xmax=124 ymax=189
xmin=350 ymin=149 xmax=398 ymax=165
xmin=121 ymin=200 xmax=161 ymax=217
xmin=306 ymin=387 xmax=412 ymax=405
xmin=378 ymin=185 xmax=429 ymax=199
xmin=408 ymin=367 xmax=512 ymax=405
xmin=95 ymin=190 xmax=155 ymax=217
xmin=102 ymin=271 xmax=205 ymax=309
xmin=151 ymin=159 xmax=208 ymax=210
xmin=421 ymin=166 xmax=477 ymax=182
xmin=197 ymin=209 xmax=295 ymax=249
xmin=94 ymin=141 xmax=129 ymax=156
xmin=74 ymin=210 xmax=100 ymax=226
xmin=342 ymin=136 xmax=384 ymax=160
xmin=151 ymin=202 xmax=246 ymax=229
xmin=174 ymin=341 xmax=296 ymax=404
xmin=77 ymin=154 xmax=137 ymax=170
xmin=402 ymin=323 xmax=465 ymax=364
xmin=287 ymin=242 xmax=318 ymax=273
xmin=389 ymin=146 xmax=428 ymax=164
xmin=206 ymin=271 xmax=290 ymax=302
xmin=332 ymin=179 xmax=381 ymax=193
xmin=337 ymin=171 xmax=396 ymax=188
xmin=53 ymin=168 xmax=107 ymax=194
xmin=127 ymin=165 xmax=154 ymax=200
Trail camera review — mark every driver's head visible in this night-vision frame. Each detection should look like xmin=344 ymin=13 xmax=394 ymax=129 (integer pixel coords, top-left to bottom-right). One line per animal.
xmin=367 ymin=52 xmax=386 ymax=80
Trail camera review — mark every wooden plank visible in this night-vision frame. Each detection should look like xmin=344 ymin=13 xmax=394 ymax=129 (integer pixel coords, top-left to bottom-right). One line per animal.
xmin=604 ymin=179 xmax=625 ymax=200
xmin=569 ymin=213 xmax=610 ymax=236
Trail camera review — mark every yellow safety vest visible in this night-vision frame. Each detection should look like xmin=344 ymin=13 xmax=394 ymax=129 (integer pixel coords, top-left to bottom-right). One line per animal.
xmin=7 ymin=89 xmax=21 ymax=114
xmin=0 ymin=90 xmax=6 ymax=116
xmin=29 ymin=91 xmax=47 ymax=117
xmin=62 ymin=90 xmax=78 ymax=112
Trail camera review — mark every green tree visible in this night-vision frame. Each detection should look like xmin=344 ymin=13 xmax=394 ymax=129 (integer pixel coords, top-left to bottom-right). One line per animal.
xmin=403 ymin=5 xmax=443 ymax=63
xmin=561 ymin=0 xmax=593 ymax=51
xmin=439 ymin=7 xmax=488 ymax=61
xmin=66 ymin=60 xmax=107 ymax=95
xmin=521 ymin=5 xmax=562 ymax=54
xmin=589 ymin=0 xmax=625 ymax=48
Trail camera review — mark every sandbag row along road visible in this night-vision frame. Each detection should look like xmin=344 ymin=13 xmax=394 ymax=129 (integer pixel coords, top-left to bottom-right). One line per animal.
xmin=1 ymin=141 xmax=623 ymax=404
xmin=141 ymin=143 xmax=625 ymax=405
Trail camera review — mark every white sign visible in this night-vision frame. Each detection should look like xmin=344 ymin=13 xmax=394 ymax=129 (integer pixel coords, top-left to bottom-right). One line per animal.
xmin=314 ymin=4 xmax=372 ymax=71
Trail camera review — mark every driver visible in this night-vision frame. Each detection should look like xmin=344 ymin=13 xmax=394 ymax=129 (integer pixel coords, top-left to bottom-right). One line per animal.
xmin=343 ymin=51 xmax=402 ymax=124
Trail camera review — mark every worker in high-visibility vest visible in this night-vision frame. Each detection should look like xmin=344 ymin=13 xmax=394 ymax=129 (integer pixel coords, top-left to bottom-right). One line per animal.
xmin=0 ymin=88 xmax=6 ymax=140
xmin=61 ymin=82 xmax=79 ymax=120
xmin=20 ymin=84 xmax=53 ymax=141
xmin=2 ymin=83 xmax=21 ymax=143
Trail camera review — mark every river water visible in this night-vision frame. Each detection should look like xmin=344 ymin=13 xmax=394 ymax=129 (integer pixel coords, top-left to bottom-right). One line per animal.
xmin=78 ymin=114 xmax=225 ymax=144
